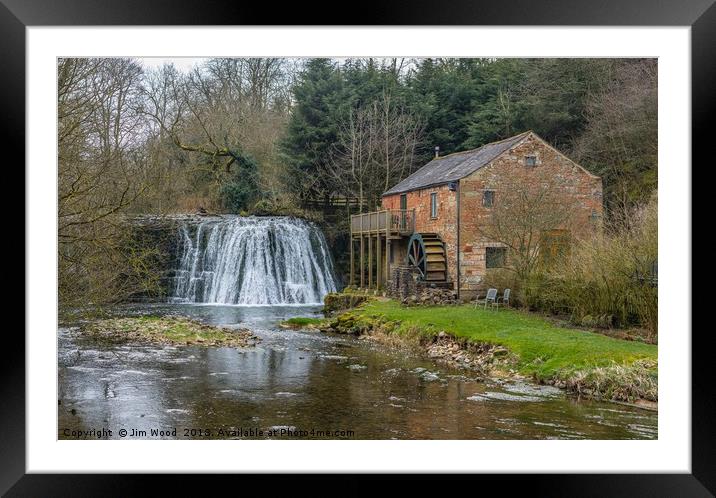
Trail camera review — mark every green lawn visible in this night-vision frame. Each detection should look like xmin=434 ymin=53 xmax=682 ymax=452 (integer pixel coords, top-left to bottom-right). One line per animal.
xmin=356 ymin=300 xmax=657 ymax=380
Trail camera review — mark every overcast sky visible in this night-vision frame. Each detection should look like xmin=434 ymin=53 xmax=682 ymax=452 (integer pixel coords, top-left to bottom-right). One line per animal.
xmin=136 ymin=56 xmax=403 ymax=73
xmin=138 ymin=57 xmax=206 ymax=72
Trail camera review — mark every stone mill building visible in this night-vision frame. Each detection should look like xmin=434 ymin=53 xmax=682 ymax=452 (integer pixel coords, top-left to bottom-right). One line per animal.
xmin=349 ymin=130 xmax=603 ymax=300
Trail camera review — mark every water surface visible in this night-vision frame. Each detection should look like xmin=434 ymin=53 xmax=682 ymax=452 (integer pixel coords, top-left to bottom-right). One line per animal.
xmin=58 ymin=303 xmax=657 ymax=440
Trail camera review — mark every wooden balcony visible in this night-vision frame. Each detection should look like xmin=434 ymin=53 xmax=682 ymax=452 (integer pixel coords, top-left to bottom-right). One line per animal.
xmin=349 ymin=209 xmax=415 ymax=290
xmin=350 ymin=209 xmax=415 ymax=238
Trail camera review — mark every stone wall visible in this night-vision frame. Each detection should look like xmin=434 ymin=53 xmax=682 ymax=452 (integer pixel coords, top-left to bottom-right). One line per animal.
xmin=387 ymin=266 xmax=458 ymax=305
xmin=458 ymin=133 xmax=603 ymax=298
xmin=387 ymin=266 xmax=423 ymax=300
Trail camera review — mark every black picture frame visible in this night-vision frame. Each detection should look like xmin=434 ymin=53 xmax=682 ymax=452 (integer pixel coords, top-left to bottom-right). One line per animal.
xmin=5 ymin=0 xmax=710 ymax=494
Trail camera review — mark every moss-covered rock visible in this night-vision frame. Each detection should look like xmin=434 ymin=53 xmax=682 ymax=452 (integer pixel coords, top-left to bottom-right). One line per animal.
xmin=323 ymin=291 xmax=369 ymax=316
xmin=81 ymin=316 xmax=259 ymax=347
xmin=319 ymin=310 xmax=380 ymax=336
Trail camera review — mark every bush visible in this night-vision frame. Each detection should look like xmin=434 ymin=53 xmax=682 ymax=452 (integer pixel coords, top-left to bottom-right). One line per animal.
xmin=486 ymin=193 xmax=658 ymax=337
xmin=252 ymin=198 xmax=276 ymax=215
xmin=553 ymin=193 xmax=657 ymax=334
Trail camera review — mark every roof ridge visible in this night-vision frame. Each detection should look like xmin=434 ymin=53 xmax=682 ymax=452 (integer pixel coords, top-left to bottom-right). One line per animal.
xmin=434 ymin=130 xmax=532 ymax=161
xmin=382 ymin=130 xmax=534 ymax=196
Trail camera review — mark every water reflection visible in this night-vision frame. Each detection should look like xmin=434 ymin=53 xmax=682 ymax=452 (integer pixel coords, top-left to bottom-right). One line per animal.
xmin=58 ymin=303 xmax=657 ymax=440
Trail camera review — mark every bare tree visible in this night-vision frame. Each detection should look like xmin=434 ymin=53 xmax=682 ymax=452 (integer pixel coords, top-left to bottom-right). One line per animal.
xmin=572 ymin=59 xmax=658 ymax=209
xmin=477 ymin=173 xmax=576 ymax=280
xmin=324 ymin=106 xmax=375 ymax=210
xmin=59 ymin=58 xmax=148 ymax=238
xmin=323 ymin=93 xmax=423 ymax=211
xmin=141 ymin=59 xmax=294 ymax=208
xmin=375 ymin=92 xmax=424 ymax=192
xmin=58 ymin=58 xmax=158 ymax=305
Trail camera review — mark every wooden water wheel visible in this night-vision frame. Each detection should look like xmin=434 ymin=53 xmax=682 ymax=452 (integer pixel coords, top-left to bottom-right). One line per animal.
xmin=406 ymin=233 xmax=448 ymax=282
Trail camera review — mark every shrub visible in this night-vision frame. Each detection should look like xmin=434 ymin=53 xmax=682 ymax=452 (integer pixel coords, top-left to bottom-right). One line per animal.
xmin=487 ymin=192 xmax=658 ymax=337
xmin=252 ymin=198 xmax=276 ymax=215
xmin=553 ymin=193 xmax=657 ymax=334
xmin=483 ymin=268 xmax=522 ymax=304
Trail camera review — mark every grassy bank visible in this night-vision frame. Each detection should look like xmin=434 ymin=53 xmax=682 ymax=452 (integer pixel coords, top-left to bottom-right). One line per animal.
xmin=336 ymin=299 xmax=657 ymax=402
xmin=82 ymin=316 xmax=259 ymax=347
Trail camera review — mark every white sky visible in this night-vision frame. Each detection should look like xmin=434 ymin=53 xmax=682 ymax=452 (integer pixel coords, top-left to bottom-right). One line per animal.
xmin=139 ymin=57 xmax=206 ymax=72
xmin=138 ymin=56 xmax=392 ymax=73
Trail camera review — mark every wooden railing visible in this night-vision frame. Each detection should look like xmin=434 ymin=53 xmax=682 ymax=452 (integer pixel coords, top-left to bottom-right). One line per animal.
xmin=350 ymin=209 xmax=415 ymax=236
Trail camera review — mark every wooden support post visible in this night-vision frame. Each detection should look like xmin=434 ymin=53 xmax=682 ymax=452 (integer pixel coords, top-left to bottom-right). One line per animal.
xmin=349 ymin=235 xmax=354 ymax=287
xmin=359 ymin=216 xmax=364 ymax=288
xmin=376 ymin=233 xmax=382 ymax=290
xmin=360 ymin=237 xmax=364 ymax=289
xmin=385 ymin=211 xmax=391 ymax=291
xmin=368 ymin=234 xmax=373 ymax=289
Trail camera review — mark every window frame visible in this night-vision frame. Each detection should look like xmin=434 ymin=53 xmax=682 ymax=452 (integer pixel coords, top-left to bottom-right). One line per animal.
xmin=482 ymin=189 xmax=495 ymax=208
xmin=430 ymin=192 xmax=438 ymax=218
xmin=525 ymin=155 xmax=538 ymax=167
xmin=485 ymin=246 xmax=507 ymax=269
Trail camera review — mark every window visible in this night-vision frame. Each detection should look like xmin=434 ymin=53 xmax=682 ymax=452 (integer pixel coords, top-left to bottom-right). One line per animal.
xmin=400 ymin=194 xmax=408 ymax=230
xmin=430 ymin=192 xmax=438 ymax=218
xmin=486 ymin=247 xmax=507 ymax=268
xmin=525 ymin=155 xmax=537 ymax=167
xmin=482 ymin=190 xmax=494 ymax=207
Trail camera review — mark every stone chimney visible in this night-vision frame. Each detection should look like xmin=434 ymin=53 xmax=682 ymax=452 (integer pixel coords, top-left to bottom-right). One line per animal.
xmin=434 ymin=146 xmax=440 ymax=158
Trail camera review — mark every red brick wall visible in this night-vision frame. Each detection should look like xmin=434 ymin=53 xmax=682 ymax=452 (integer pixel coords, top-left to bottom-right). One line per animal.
xmin=382 ymin=184 xmax=459 ymax=284
xmin=458 ymin=133 xmax=603 ymax=295
xmin=381 ymin=132 xmax=603 ymax=297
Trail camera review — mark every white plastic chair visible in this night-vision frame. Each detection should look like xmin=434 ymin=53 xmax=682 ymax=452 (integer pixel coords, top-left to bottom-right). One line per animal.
xmin=497 ymin=288 xmax=511 ymax=309
xmin=474 ymin=288 xmax=498 ymax=310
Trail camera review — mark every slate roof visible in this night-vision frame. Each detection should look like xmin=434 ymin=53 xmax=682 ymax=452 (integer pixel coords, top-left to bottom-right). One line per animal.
xmin=383 ymin=131 xmax=532 ymax=196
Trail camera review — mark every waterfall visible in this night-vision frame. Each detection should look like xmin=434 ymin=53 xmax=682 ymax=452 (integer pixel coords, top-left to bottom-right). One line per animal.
xmin=171 ymin=216 xmax=338 ymax=305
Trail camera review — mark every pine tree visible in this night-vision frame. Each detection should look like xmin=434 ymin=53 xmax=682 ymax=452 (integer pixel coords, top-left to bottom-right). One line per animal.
xmin=280 ymin=59 xmax=347 ymax=201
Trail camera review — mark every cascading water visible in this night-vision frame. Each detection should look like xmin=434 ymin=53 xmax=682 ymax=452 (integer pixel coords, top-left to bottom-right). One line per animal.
xmin=171 ymin=216 xmax=338 ymax=305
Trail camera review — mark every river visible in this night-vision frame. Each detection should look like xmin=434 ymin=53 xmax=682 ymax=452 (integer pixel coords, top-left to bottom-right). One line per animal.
xmin=58 ymin=303 xmax=657 ymax=440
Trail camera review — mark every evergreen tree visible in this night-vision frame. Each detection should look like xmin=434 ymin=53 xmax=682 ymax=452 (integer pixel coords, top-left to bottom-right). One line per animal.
xmin=219 ymin=153 xmax=260 ymax=213
xmin=280 ymin=59 xmax=347 ymax=201
xmin=406 ymin=58 xmax=484 ymax=157
xmin=342 ymin=58 xmax=402 ymax=108
xmin=462 ymin=58 xmax=528 ymax=149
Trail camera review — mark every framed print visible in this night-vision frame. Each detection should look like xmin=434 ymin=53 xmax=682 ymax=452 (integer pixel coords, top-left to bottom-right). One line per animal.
xmin=6 ymin=0 xmax=712 ymax=493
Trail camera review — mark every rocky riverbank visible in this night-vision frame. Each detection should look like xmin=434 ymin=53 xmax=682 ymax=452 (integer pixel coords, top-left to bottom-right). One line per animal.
xmin=315 ymin=299 xmax=657 ymax=406
xmin=318 ymin=310 xmax=520 ymax=379
xmin=323 ymin=290 xmax=369 ymax=316
xmin=80 ymin=316 xmax=260 ymax=347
